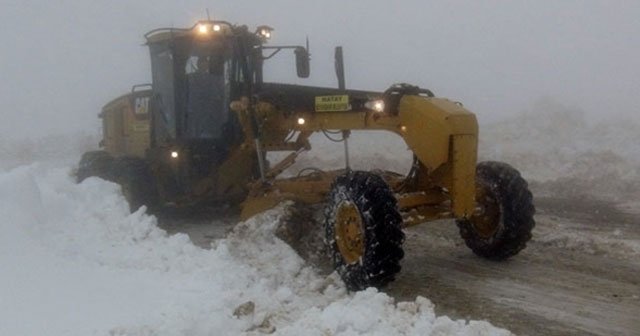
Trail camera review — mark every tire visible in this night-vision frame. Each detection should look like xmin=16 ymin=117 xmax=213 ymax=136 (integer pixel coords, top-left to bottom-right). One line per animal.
xmin=109 ymin=157 xmax=158 ymax=213
xmin=76 ymin=150 xmax=114 ymax=182
xmin=324 ymin=171 xmax=405 ymax=291
xmin=456 ymin=161 xmax=535 ymax=260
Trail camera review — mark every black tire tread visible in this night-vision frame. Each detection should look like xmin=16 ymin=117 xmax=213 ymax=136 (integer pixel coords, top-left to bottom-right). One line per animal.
xmin=324 ymin=171 xmax=405 ymax=291
xmin=456 ymin=161 xmax=535 ymax=260
xmin=76 ymin=150 xmax=114 ymax=182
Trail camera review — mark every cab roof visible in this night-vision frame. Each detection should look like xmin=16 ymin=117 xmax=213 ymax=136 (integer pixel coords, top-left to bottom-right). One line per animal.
xmin=144 ymin=20 xmax=266 ymax=45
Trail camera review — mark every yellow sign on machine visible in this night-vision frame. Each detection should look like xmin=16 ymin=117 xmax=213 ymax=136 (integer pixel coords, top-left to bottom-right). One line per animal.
xmin=315 ymin=95 xmax=350 ymax=112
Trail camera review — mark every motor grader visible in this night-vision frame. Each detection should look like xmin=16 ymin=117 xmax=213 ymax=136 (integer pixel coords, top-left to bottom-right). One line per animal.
xmin=77 ymin=20 xmax=535 ymax=291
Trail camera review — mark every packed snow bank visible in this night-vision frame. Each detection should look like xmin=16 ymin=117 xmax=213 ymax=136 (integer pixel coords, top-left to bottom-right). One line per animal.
xmin=0 ymin=164 xmax=510 ymax=336
xmin=0 ymin=132 xmax=97 ymax=171
xmin=479 ymin=99 xmax=640 ymax=201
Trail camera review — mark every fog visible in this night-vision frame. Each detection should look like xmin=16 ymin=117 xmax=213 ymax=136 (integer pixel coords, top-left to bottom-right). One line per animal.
xmin=1 ymin=4 xmax=640 ymax=334
xmin=1 ymin=0 xmax=639 ymax=140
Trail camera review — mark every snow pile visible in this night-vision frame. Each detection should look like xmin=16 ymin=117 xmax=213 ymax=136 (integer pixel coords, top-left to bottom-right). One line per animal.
xmin=0 ymin=164 xmax=510 ymax=335
xmin=3 ymin=98 xmax=636 ymax=334
xmin=479 ymin=99 xmax=640 ymax=200
xmin=0 ymin=132 xmax=97 ymax=171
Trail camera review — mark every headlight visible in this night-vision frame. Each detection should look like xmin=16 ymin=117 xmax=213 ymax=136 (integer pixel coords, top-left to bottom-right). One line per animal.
xmin=365 ymin=99 xmax=385 ymax=113
xmin=198 ymin=23 xmax=210 ymax=34
xmin=170 ymin=151 xmax=179 ymax=159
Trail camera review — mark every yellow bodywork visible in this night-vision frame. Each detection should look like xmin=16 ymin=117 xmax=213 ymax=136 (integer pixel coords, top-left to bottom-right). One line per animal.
xmin=100 ymin=91 xmax=151 ymax=158
xmin=100 ymin=89 xmax=479 ymax=226
xmin=239 ymin=94 xmax=479 ymax=222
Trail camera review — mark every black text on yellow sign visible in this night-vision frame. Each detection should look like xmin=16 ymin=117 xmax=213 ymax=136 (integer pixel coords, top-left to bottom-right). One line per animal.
xmin=315 ymin=95 xmax=350 ymax=112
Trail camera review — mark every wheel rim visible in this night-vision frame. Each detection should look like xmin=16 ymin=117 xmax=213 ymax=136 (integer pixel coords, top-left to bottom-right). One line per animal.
xmin=470 ymin=184 xmax=502 ymax=238
xmin=334 ymin=201 xmax=365 ymax=264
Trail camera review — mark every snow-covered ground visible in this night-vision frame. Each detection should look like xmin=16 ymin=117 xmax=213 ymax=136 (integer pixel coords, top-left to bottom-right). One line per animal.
xmin=0 ymin=164 xmax=509 ymax=335
xmin=479 ymin=100 xmax=640 ymax=202
xmin=1 ymin=101 xmax=638 ymax=335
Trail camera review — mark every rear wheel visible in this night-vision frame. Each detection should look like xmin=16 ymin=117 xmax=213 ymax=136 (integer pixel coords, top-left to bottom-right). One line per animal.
xmin=110 ymin=157 xmax=158 ymax=213
xmin=324 ymin=171 xmax=405 ymax=291
xmin=76 ymin=150 xmax=114 ymax=182
xmin=456 ymin=161 xmax=535 ymax=260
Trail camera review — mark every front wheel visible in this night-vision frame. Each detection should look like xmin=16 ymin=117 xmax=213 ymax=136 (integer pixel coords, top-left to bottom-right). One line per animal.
xmin=324 ymin=171 xmax=405 ymax=291
xmin=456 ymin=161 xmax=535 ymax=260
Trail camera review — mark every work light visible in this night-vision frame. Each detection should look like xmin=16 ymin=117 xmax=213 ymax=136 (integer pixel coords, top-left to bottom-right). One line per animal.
xmin=256 ymin=25 xmax=273 ymax=39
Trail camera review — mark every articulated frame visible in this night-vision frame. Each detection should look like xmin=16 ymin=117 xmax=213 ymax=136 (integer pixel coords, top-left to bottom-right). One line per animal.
xmin=236 ymin=95 xmax=479 ymax=225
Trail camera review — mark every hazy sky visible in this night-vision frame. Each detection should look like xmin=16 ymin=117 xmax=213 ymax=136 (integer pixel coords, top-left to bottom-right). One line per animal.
xmin=1 ymin=0 xmax=639 ymax=139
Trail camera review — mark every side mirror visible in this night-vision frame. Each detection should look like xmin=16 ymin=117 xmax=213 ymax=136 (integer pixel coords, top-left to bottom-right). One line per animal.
xmin=295 ymin=47 xmax=310 ymax=78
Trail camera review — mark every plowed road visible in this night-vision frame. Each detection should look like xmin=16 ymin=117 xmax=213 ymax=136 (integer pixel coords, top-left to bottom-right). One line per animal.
xmin=160 ymin=196 xmax=640 ymax=336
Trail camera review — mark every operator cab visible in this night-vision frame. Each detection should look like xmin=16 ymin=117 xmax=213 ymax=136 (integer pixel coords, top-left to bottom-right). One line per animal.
xmin=142 ymin=21 xmax=309 ymax=201
xmin=144 ymin=21 xmax=309 ymax=153
xmin=145 ymin=22 xmax=256 ymax=149
xmin=143 ymin=21 xmax=268 ymax=198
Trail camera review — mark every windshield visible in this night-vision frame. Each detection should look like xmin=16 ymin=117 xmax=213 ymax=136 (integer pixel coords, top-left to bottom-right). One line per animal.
xmin=149 ymin=37 xmax=238 ymax=142
xmin=183 ymin=53 xmax=231 ymax=139
xmin=149 ymin=46 xmax=177 ymax=139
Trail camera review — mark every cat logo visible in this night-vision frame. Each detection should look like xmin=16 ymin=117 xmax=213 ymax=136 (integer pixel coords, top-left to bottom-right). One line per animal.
xmin=134 ymin=96 xmax=150 ymax=115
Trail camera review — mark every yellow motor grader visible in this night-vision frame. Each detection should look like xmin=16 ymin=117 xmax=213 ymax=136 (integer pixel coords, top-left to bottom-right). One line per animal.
xmin=77 ymin=20 xmax=535 ymax=291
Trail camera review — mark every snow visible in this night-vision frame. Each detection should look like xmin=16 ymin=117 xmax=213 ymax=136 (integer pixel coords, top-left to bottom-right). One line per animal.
xmin=1 ymin=99 xmax=638 ymax=335
xmin=478 ymin=100 xmax=640 ymax=201
xmin=618 ymin=200 xmax=640 ymax=216
xmin=535 ymin=215 xmax=640 ymax=260
xmin=0 ymin=163 xmax=510 ymax=335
